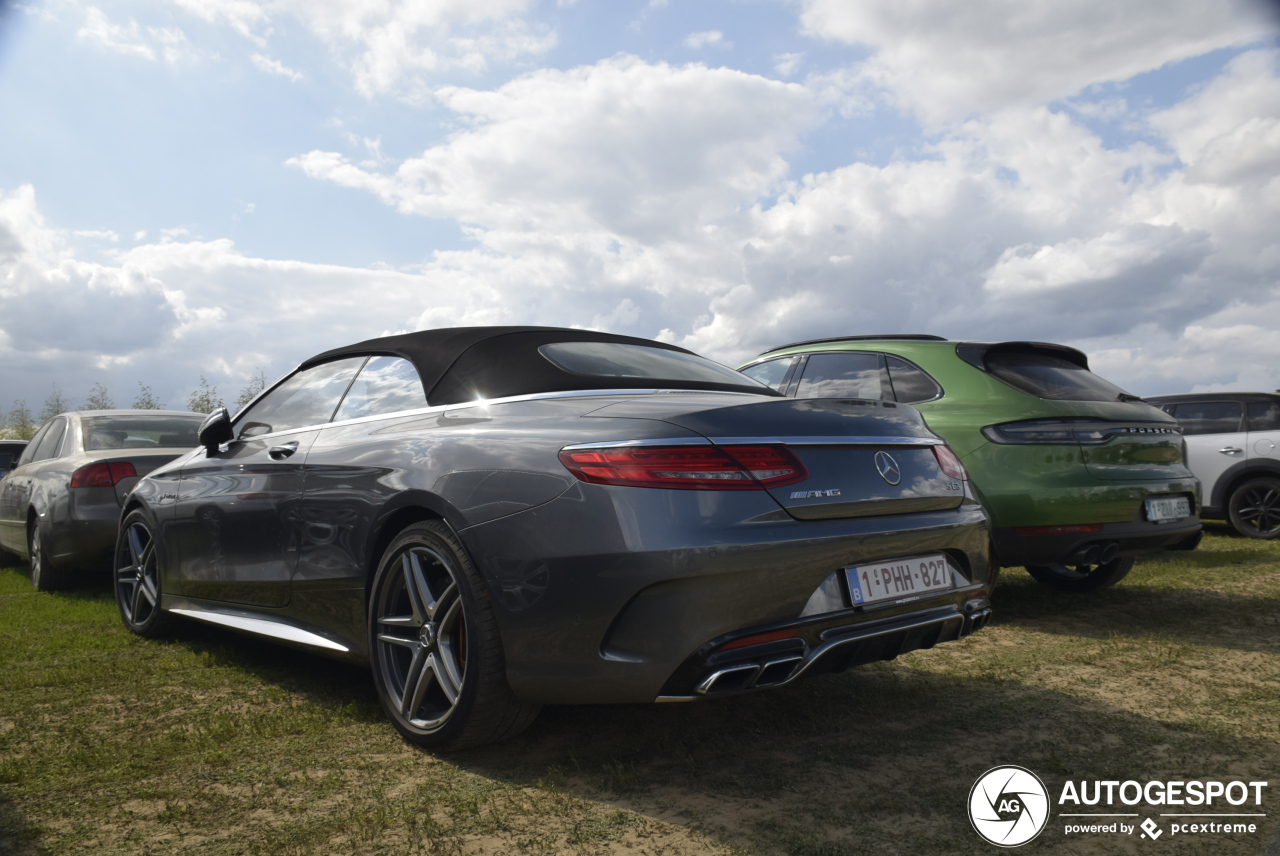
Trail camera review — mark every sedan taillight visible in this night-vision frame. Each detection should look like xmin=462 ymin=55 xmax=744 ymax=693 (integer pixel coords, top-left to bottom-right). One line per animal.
xmin=70 ymin=461 xmax=137 ymax=488
xmin=558 ymin=444 xmax=808 ymax=490
xmin=932 ymin=445 xmax=968 ymax=480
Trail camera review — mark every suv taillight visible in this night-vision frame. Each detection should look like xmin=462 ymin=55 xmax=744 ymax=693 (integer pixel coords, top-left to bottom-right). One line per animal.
xmin=983 ymin=419 xmax=1180 ymax=445
xmin=70 ymin=461 xmax=137 ymax=488
xmin=558 ymin=444 xmax=807 ymax=490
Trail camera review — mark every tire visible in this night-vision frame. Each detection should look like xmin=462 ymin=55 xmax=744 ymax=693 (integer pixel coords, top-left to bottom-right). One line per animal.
xmin=114 ymin=510 xmax=171 ymax=637
xmin=28 ymin=516 xmax=74 ymax=592
xmin=1025 ymin=556 xmax=1136 ymax=593
xmin=369 ymin=520 xmax=540 ymax=750
xmin=1227 ymin=477 xmax=1280 ymax=539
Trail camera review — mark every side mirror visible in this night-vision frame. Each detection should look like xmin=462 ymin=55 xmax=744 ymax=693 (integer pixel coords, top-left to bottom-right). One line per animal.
xmin=198 ymin=408 xmax=234 ymax=455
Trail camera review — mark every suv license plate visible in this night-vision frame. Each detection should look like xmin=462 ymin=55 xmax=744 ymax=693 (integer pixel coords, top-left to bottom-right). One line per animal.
xmin=1146 ymin=496 xmax=1191 ymax=523
xmin=845 ymin=554 xmax=953 ymax=606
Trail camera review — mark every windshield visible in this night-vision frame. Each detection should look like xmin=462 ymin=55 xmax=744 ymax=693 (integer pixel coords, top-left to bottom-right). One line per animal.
xmin=985 ymin=352 xmax=1132 ymax=402
xmin=82 ymin=415 xmax=204 ymax=451
xmin=539 ymin=342 xmax=767 ymax=389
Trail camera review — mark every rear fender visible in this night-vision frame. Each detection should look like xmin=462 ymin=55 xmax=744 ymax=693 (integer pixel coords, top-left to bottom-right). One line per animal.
xmin=1210 ymin=459 xmax=1280 ymax=511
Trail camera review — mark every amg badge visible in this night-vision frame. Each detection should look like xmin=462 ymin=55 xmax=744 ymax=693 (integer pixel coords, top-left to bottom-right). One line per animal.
xmin=790 ymin=489 xmax=842 ymax=499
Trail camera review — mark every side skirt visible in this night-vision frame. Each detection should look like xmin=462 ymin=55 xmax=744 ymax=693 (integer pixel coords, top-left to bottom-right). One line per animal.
xmin=162 ymin=595 xmax=363 ymax=662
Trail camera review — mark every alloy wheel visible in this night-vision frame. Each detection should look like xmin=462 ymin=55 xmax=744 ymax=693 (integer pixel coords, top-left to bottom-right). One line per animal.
xmin=116 ymin=519 xmax=161 ymax=627
xmin=374 ymin=546 xmax=468 ymax=733
xmin=1230 ymin=478 xmax=1280 ymax=538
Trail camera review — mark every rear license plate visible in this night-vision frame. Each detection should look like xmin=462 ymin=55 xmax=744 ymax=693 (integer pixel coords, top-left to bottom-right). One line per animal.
xmin=1146 ymin=496 xmax=1191 ymax=523
xmin=845 ymin=553 xmax=953 ymax=606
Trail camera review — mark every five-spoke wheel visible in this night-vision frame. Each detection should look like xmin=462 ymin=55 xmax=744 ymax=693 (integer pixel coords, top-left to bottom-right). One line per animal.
xmin=1228 ymin=477 xmax=1280 ymax=539
xmin=369 ymin=521 xmax=539 ymax=750
xmin=1025 ymin=556 xmax=1135 ymax=593
xmin=114 ymin=510 xmax=169 ymax=636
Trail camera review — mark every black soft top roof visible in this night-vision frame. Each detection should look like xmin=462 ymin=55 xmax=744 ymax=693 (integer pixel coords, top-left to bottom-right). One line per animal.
xmin=301 ymin=326 xmax=774 ymax=406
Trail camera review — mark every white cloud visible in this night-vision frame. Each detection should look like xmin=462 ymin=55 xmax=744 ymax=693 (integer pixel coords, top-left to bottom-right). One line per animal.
xmin=0 ymin=185 xmax=481 ymax=404
xmin=73 ymin=229 xmax=120 ymax=242
xmin=276 ymin=49 xmax=1278 ymax=393
xmin=7 ymin=16 xmax=1280 ymax=405
xmin=684 ymin=30 xmax=728 ymax=49
xmin=289 ymin=57 xmax=819 ymax=239
xmin=773 ymin=52 xmax=803 ymax=77
xmin=251 ymin=53 xmax=302 ymax=81
xmin=77 ymin=6 xmax=192 ymax=64
xmin=795 ymin=0 xmax=1273 ymax=123
xmin=172 ymin=0 xmax=553 ymax=96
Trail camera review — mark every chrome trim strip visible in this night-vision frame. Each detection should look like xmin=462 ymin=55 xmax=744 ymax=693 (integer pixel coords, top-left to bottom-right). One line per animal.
xmin=561 ymin=437 xmax=712 ymax=450
xmin=169 ymin=608 xmax=350 ymax=652
xmin=709 ymin=435 xmax=944 ymax=446
xmin=655 ymin=695 xmax=700 ymax=703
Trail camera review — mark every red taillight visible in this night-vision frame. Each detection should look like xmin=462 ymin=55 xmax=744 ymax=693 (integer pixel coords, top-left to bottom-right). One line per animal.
xmin=558 ymin=444 xmax=807 ymax=490
xmin=932 ymin=445 xmax=968 ymax=480
xmin=721 ymin=629 xmax=801 ymax=651
xmin=70 ymin=461 xmax=137 ymax=488
xmin=1015 ymin=524 xmax=1104 ymax=535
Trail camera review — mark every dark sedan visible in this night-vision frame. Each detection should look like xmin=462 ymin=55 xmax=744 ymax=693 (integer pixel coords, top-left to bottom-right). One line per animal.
xmin=0 ymin=410 xmax=204 ymax=589
xmin=115 ymin=327 xmax=994 ymax=749
xmin=0 ymin=440 xmax=28 ymax=476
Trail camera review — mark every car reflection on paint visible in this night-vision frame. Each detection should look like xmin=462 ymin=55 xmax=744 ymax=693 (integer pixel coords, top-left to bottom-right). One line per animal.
xmin=116 ymin=327 xmax=995 ymax=749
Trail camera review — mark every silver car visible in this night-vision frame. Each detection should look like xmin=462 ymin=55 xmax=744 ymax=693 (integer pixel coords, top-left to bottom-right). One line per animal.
xmin=0 ymin=410 xmax=205 ymax=589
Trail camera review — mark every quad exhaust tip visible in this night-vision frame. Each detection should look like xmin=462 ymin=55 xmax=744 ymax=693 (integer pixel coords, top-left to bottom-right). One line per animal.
xmin=696 ymin=655 xmax=804 ymax=695
xmin=1067 ymin=541 xmax=1120 ymax=566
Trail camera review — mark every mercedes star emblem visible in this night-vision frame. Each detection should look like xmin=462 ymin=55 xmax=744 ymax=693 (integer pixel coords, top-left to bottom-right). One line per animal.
xmin=875 ymin=451 xmax=902 ymax=485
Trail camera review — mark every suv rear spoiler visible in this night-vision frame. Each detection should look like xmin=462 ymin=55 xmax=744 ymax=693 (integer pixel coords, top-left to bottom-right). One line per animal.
xmin=954 ymin=341 xmax=1090 ymax=372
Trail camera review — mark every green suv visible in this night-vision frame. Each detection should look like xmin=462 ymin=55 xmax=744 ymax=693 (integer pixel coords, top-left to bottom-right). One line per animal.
xmin=739 ymin=336 xmax=1202 ymax=591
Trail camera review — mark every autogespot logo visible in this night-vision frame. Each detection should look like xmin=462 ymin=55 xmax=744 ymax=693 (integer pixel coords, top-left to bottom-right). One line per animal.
xmin=969 ymin=766 xmax=1051 ymax=847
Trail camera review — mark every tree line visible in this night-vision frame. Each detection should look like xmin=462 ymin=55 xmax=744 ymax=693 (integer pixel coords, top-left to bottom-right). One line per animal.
xmin=0 ymin=371 xmax=269 ymax=440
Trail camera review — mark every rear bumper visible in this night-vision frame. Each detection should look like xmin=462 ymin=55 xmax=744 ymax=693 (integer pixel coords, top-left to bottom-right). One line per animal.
xmin=992 ymin=516 xmax=1203 ymax=568
xmin=45 ymin=487 xmax=121 ymax=573
xmin=657 ymin=598 xmax=992 ymax=701
xmin=461 ymin=482 xmax=993 ymax=705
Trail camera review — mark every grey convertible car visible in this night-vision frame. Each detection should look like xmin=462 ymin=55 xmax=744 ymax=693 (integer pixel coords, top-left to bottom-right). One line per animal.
xmin=115 ymin=327 xmax=994 ymax=749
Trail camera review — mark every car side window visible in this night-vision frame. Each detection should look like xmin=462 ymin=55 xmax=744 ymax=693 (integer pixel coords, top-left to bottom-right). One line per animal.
xmin=17 ymin=424 xmax=51 ymax=467
xmin=886 ymin=356 xmax=943 ymax=403
xmin=1247 ymin=401 xmax=1280 ymax=432
xmin=333 ymin=356 xmax=427 ymax=422
xmin=1171 ymin=401 xmax=1244 ymax=435
xmin=236 ymin=357 xmax=366 ymax=439
xmin=795 ymin=352 xmax=891 ymax=400
xmin=30 ymin=417 xmax=68 ymax=462
xmin=740 ymin=357 xmax=797 ymax=392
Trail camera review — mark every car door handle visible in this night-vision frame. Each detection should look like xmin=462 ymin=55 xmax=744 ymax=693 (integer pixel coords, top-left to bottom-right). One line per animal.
xmin=269 ymin=442 xmax=299 ymax=460
xmin=1218 ymin=447 xmax=1243 ymax=455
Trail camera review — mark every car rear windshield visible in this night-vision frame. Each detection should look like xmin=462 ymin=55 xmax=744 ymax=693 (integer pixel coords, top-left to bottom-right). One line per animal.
xmin=83 ymin=416 xmax=204 ymax=451
xmin=539 ymin=342 xmax=767 ymax=389
xmin=985 ymin=352 xmax=1131 ymax=402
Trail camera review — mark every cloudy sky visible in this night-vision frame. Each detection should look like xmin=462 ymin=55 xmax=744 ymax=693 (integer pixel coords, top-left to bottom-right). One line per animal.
xmin=1 ymin=0 xmax=1278 ymax=413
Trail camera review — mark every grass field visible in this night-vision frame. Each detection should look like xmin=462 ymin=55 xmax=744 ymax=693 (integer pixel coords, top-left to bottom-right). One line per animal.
xmin=1 ymin=524 xmax=1277 ymax=855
